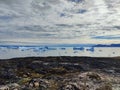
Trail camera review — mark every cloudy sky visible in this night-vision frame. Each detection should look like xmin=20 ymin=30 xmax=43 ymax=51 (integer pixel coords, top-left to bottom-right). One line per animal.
xmin=0 ymin=0 xmax=120 ymax=45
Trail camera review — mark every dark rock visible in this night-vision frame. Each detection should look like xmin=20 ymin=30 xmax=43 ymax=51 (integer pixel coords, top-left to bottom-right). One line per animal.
xmin=0 ymin=57 xmax=120 ymax=90
xmin=43 ymin=75 xmax=63 ymax=81
xmin=87 ymin=72 xmax=101 ymax=81
xmin=29 ymin=61 xmax=43 ymax=69
xmin=48 ymin=67 xmax=67 ymax=74
xmin=0 ymin=69 xmax=17 ymax=81
xmin=60 ymin=83 xmax=84 ymax=90
xmin=60 ymin=84 xmax=80 ymax=90
xmin=59 ymin=63 xmax=84 ymax=71
xmin=28 ymin=78 xmax=49 ymax=89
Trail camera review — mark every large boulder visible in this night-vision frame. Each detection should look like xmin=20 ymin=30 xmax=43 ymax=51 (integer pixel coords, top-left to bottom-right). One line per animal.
xmin=96 ymin=83 xmax=112 ymax=90
xmin=60 ymin=84 xmax=79 ymax=90
xmin=28 ymin=78 xmax=50 ymax=89
xmin=0 ymin=85 xmax=9 ymax=90
xmin=86 ymin=72 xmax=101 ymax=81
xmin=8 ymin=83 xmax=20 ymax=90
xmin=59 ymin=82 xmax=89 ymax=90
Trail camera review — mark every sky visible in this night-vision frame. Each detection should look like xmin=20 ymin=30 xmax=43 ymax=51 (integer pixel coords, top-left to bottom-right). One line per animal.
xmin=0 ymin=0 xmax=120 ymax=45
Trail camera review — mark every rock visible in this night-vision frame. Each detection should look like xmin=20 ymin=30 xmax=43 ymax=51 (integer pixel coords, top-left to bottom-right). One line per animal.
xmin=0 ymin=79 xmax=6 ymax=85
xmin=22 ymin=87 xmax=33 ymax=90
xmin=0 ymin=69 xmax=16 ymax=80
xmin=96 ymin=83 xmax=112 ymax=90
xmin=78 ymin=72 xmax=88 ymax=80
xmin=29 ymin=61 xmax=50 ymax=74
xmin=86 ymin=72 xmax=101 ymax=81
xmin=13 ymin=89 xmax=18 ymax=90
xmin=0 ymin=85 xmax=9 ymax=90
xmin=28 ymin=82 xmax=34 ymax=88
xmin=8 ymin=83 xmax=20 ymax=90
xmin=60 ymin=84 xmax=80 ymax=90
xmin=78 ymin=72 xmax=102 ymax=82
xmin=29 ymin=79 xmax=39 ymax=88
xmin=28 ymin=78 xmax=49 ymax=89
xmin=18 ymin=78 xmax=31 ymax=85
xmin=43 ymin=75 xmax=63 ymax=81
xmin=59 ymin=81 xmax=90 ymax=90
xmin=48 ymin=67 xmax=67 ymax=74
xmin=34 ymin=82 xmax=39 ymax=87
xmin=39 ymin=80 xmax=50 ymax=90
xmin=61 ymin=64 xmax=84 ymax=72
xmin=29 ymin=61 xmax=43 ymax=69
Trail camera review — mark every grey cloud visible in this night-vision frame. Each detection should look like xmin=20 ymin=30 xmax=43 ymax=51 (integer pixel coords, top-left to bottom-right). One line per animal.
xmin=56 ymin=24 xmax=73 ymax=27
xmin=31 ymin=1 xmax=51 ymax=12
xmin=113 ymin=26 xmax=120 ymax=30
xmin=0 ymin=0 xmax=120 ymax=44
xmin=18 ymin=25 xmax=45 ymax=32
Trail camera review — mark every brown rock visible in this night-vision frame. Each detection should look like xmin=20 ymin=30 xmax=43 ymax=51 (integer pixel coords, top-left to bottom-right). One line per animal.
xmin=96 ymin=83 xmax=112 ymax=90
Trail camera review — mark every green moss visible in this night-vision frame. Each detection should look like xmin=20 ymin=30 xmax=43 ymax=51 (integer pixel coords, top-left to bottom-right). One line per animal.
xmin=18 ymin=77 xmax=31 ymax=85
xmin=30 ymin=73 xmax=43 ymax=78
xmin=49 ymin=67 xmax=67 ymax=74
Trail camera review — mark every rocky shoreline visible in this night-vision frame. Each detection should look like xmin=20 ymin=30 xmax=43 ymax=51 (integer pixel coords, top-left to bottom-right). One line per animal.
xmin=0 ymin=57 xmax=120 ymax=90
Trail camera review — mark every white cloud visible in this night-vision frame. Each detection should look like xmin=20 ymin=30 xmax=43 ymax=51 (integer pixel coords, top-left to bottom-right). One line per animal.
xmin=0 ymin=0 xmax=120 ymax=45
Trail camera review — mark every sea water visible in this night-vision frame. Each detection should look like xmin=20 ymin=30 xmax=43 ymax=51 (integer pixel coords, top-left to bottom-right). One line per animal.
xmin=0 ymin=44 xmax=120 ymax=59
